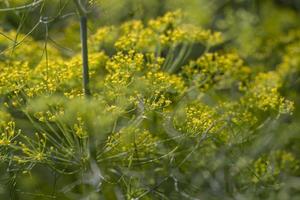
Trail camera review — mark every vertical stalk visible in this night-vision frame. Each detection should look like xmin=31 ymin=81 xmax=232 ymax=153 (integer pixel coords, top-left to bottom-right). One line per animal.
xmin=80 ymin=16 xmax=90 ymax=96
xmin=73 ymin=0 xmax=90 ymax=96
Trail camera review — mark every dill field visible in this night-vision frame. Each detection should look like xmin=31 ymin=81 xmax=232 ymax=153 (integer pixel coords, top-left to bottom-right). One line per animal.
xmin=0 ymin=0 xmax=300 ymax=199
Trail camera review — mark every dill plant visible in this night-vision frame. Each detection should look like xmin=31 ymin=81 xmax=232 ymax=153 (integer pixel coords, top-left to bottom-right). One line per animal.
xmin=0 ymin=1 xmax=300 ymax=199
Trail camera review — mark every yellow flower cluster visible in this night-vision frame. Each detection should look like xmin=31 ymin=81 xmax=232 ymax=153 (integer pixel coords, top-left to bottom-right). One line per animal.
xmin=63 ymin=89 xmax=84 ymax=99
xmin=215 ymin=102 xmax=260 ymax=144
xmin=106 ymin=50 xmax=144 ymax=73
xmin=147 ymin=10 xmax=222 ymax=47
xmin=0 ymin=25 xmax=109 ymax=100
xmin=271 ymin=29 xmax=300 ymax=84
xmin=91 ymin=10 xmax=223 ymax=52
xmin=104 ymin=51 xmax=144 ymax=91
xmin=103 ymin=50 xmax=184 ymax=110
xmin=163 ymin=25 xmax=223 ymax=47
xmin=243 ymin=72 xmax=294 ymax=114
xmin=277 ymin=40 xmax=300 ymax=79
xmin=148 ymin=10 xmax=183 ymax=32
xmin=0 ymin=121 xmax=19 ymax=146
xmin=90 ymin=26 xmax=114 ymax=45
xmin=18 ymin=133 xmax=47 ymax=163
xmin=74 ymin=116 xmax=88 ymax=138
xmin=252 ymin=150 xmax=299 ymax=184
xmin=139 ymin=71 xmax=185 ymax=110
xmin=174 ymin=103 xmax=220 ymax=137
xmin=25 ymin=52 xmax=107 ymax=97
xmin=182 ymin=52 xmax=250 ymax=91
xmin=89 ymin=26 xmax=116 ymax=52
xmin=104 ymin=127 xmax=157 ymax=165
xmin=215 ymin=101 xmax=256 ymax=125
xmin=114 ymin=20 xmax=156 ymax=51
xmin=145 ymin=53 xmax=165 ymax=71
xmin=33 ymin=108 xmax=65 ymax=122
xmin=0 ymin=120 xmax=49 ymax=165
xmin=0 ymin=61 xmax=30 ymax=95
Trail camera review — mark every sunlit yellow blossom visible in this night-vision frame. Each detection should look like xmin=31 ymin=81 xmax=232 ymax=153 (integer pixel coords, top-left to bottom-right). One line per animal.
xmin=243 ymin=72 xmax=294 ymax=114
xmin=0 ymin=121 xmax=19 ymax=146
xmin=183 ymin=52 xmax=249 ymax=91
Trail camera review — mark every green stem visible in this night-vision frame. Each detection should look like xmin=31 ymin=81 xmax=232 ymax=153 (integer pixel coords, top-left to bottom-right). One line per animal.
xmin=73 ymin=0 xmax=90 ymax=96
xmin=80 ymin=16 xmax=90 ymax=96
xmin=73 ymin=0 xmax=88 ymax=16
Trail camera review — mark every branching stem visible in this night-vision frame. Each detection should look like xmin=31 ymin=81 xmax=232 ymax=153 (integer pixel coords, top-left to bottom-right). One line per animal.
xmin=0 ymin=0 xmax=44 ymax=12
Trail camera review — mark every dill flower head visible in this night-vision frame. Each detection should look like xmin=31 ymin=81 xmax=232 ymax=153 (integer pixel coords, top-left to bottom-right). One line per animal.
xmin=103 ymin=127 xmax=158 ymax=166
xmin=0 ymin=121 xmax=19 ymax=146
xmin=0 ymin=61 xmax=30 ymax=95
xmin=173 ymin=103 xmax=221 ymax=137
xmin=182 ymin=52 xmax=249 ymax=91
xmin=243 ymin=72 xmax=294 ymax=114
xmin=251 ymin=150 xmax=299 ymax=184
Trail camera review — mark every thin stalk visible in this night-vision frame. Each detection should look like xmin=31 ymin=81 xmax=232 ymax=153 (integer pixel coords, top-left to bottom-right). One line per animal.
xmin=73 ymin=0 xmax=90 ymax=96
xmin=80 ymin=16 xmax=90 ymax=96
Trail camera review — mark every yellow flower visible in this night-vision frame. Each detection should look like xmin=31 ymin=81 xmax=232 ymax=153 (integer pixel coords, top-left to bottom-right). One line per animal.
xmin=0 ymin=121 xmax=19 ymax=146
